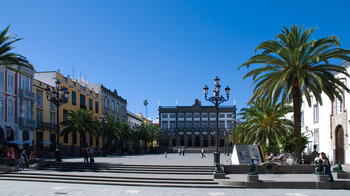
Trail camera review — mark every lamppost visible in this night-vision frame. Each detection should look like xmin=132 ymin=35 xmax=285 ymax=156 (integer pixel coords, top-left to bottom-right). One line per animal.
xmin=45 ymin=80 xmax=69 ymax=162
xmin=203 ymin=76 xmax=230 ymax=173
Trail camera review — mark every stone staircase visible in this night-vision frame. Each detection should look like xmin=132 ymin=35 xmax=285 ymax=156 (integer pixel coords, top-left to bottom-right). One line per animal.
xmin=0 ymin=162 xmax=233 ymax=188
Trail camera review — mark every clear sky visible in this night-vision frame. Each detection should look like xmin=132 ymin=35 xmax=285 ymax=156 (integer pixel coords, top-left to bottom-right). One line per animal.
xmin=1 ymin=0 xmax=350 ymax=120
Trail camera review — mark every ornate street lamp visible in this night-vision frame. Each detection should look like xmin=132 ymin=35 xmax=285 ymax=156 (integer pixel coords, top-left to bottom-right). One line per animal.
xmin=203 ymin=76 xmax=230 ymax=173
xmin=45 ymin=79 xmax=69 ymax=162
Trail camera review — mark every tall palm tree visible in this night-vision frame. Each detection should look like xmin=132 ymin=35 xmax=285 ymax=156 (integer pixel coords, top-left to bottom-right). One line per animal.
xmin=61 ymin=109 xmax=100 ymax=153
xmin=143 ymin=100 xmax=148 ymax=118
xmin=0 ymin=25 xmax=33 ymax=72
xmin=237 ymin=101 xmax=293 ymax=146
xmin=101 ymin=115 xmax=119 ymax=154
xmin=116 ymin=121 xmax=132 ymax=154
xmin=239 ymin=25 xmax=350 ymax=160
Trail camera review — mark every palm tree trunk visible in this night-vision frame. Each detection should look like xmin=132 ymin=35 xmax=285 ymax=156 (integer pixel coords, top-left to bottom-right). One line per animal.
xmin=292 ymin=84 xmax=302 ymax=163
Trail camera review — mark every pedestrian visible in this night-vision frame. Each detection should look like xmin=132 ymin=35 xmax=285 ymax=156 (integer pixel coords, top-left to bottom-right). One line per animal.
xmin=19 ymin=150 xmax=28 ymax=170
xmin=164 ymin=152 xmax=167 ymax=158
xmin=181 ymin=147 xmax=185 ymax=156
xmin=201 ymin=147 xmax=206 ymax=158
xmin=178 ymin=147 xmax=181 ymax=156
xmin=83 ymin=147 xmax=89 ymax=163
xmin=320 ymin=152 xmax=334 ymax=182
xmin=7 ymin=148 xmax=17 ymax=166
xmin=89 ymin=146 xmax=95 ymax=163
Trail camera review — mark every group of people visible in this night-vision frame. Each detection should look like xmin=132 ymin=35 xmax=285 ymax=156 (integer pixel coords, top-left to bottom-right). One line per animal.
xmin=266 ymin=151 xmax=288 ymax=163
xmin=178 ymin=147 xmax=185 ymax=156
xmin=6 ymin=148 xmax=36 ymax=170
xmin=83 ymin=146 xmax=95 ymax=163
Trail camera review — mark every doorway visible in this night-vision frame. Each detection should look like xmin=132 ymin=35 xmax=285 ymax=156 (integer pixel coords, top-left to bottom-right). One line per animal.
xmin=335 ymin=125 xmax=344 ymax=164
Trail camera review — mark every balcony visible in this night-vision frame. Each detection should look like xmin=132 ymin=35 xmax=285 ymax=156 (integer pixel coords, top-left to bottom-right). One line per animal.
xmin=19 ymin=89 xmax=36 ymax=101
xmin=36 ymin=121 xmax=57 ymax=130
xmin=19 ymin=117 xmax=36 ymax=128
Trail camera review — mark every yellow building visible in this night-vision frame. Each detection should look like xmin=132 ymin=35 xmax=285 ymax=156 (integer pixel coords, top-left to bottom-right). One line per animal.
xmin=34 ymin=71 xmax=102 ymax=156
xmin=136 ymin=113 xmax=158 ymax=147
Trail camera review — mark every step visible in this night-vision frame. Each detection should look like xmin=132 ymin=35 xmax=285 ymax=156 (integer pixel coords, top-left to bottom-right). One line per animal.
xmin=42 ymin=166 xmax=213 ymax=172
xmin=0 ymin=177 xmax=232 ymax=188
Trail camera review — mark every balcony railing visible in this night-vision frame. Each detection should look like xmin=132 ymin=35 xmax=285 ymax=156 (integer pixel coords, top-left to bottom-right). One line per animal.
xmin=36 ymin=121 xmax=57 ymax=130
xmin=19 ymin=117 xmax=36 ymax=128
xmin=19 ymin=89 xmax=36 ymax=100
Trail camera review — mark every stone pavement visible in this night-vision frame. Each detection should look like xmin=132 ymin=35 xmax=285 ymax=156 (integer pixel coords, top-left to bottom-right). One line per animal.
xmin=0 ymin=180 xmax=350 ymax=196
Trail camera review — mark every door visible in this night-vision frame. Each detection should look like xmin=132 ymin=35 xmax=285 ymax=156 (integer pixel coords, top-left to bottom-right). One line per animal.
xmin=335 ymin=126 xmax=344 ymax=164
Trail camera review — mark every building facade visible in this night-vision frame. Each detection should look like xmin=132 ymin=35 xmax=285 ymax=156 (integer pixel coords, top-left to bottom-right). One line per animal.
xmin=127 ymin=111 xmax=143 ymax=129
xmin=159 ymin=99 xmax=237 ymax=148
xmin=0 ymin=65 xmax=35 ymax=150
xmin=285 ymin=61 xmax=350 ymax=164
xmin=34 ymin=71 xmax=103 ymax=155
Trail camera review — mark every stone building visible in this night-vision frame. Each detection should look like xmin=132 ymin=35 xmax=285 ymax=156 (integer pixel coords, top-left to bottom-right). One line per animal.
xmin=159 ymin=99 xmax=237 ymax=148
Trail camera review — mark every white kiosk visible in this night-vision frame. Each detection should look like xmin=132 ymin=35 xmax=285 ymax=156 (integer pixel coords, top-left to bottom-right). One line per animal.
xmin=231 ymin=145 xmax=265 ymax=165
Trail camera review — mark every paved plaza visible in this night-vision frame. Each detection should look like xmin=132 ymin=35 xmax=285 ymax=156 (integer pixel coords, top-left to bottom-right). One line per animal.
xmin=0 ymin=153 xmax=350 ymax=195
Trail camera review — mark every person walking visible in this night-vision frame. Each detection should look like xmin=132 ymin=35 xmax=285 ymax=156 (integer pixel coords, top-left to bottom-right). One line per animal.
xmin=181 ymin=147 xmax=185 ymax=156
xmin=89 ymin=146 xmax=95 ymax=163
xmin=201 ymin=148 xmax=206 ymax=158
xmin=320 ymin=152 xmax=334 ymax=182
xmin=178 ymin=147 xmax=181 ymax=156
xmin=164 ymin=152 xmax=167 ymax=158
xmin=83 ymin=147 xmax=89 ymax=163
xmin=19 ymin=150 xmax=28 ymax=170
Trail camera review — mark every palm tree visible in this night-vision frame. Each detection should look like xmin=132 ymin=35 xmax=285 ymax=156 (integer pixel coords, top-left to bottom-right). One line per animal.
xmin=61 ymin=109 xmax=100 ymax=153
xmin=101 ymin=115 xmax=119 ymax=154
xmin=0 ymin=25 xmax=33 ymax=73
xmin=116 ymin=121 xmax=133 ymax=154
xmin=237 ymin=101 xmax=293 ymax=146
xmin=143 ymin=100 xmax=148 ymax=118
xmin=239 ymin=25 xmax=350 ymax=160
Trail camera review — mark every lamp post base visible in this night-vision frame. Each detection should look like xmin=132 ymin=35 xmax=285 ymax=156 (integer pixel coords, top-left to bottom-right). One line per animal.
xmin=214 ymin=151 xmax=223 ymax=173
xmin=55 ymin=149 xmax=62 ymax=162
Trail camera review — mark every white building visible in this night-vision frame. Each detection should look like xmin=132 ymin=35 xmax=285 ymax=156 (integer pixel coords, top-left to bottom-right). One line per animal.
xmin=286 ymin=61 xmax=350 ymax=164
xmin=127 ymin=111 xmax=143 ymax=129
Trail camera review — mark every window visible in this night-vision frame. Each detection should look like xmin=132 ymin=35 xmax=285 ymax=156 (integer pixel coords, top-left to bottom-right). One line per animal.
xmin=202 ymin=113 xmax=208 ymax=120
xmin=112 ymin=100 xmax=115 ymax=112
xmin=72 ymin=91 xmax=76 ymax=105
xmin=50 ymin=101 xmax=55 ymax=111
xmin=186 ymin=113 xmax=192 ymax=119
xmin=89 ymin=99 xmax=93 ymax=111
xmin=314 ymin=128 xmax=319 ymax=151
xmin=219 ymin=121 xmax=225 ymax=129
xmin=7 ymin=73 xmax=14 ymax=91
xmin=80 ymin=94 xmax=86 ymax=109
xmin=336 ymin=98 xmax=343 ymax=114
xmin=313 ymin=104 xmax=319 ymax=123
xmin=202 ymin=121 xmax=208 ymax=128
xmin=169 ymin=113 xmax=176 ymax=118
xmin=63 ymin=133 xmax=68 ymax=143
xmin=170 ymin=121 xmax=176 ymax=129
xmin=186 ymin=121 xmax=192 ymax=128
xmin=72 ymin=132 xmax=77 ymax=144
xmin=227 ymin=121 xmax=232 ymax=129
xmin=210 ymin=113 xmax=216 ymax=118
xmin=37 ymin=110 xmax=43 ymax=127
xmin=219 ymin=114 xmax=225 ymax=118
xmin=226 ymin=113 xmax=232 ymax=118
xmin=63 ymin=87 xmax=68 ymax=102
xmin=194 ymin=113 xmax=200 ymax=119
xmin=161 ymin=114 xmax=168 ymax=118
xmin=194 ymin=122 xmax=200 ymax=128
xmin=50 ymin=114 xmax=55 ymax=129
xmin=210 ymin=121 xmax=216 ymax=128
xmin=178 ymin=121 xmax=185 ymax=128
xmin=63 ymin=109 xmax=68 ymax=122
xmin=7 ymin=100 xmax=14 ymax=122
xmin=37 ymin=93 xmax=43 ymax=107
xmin=0 ymin=98 xmax=4 ymax=121
xmin=178 ymin=113 xmax=184 ymax=119
xmin=95 ymin=101 xmax=99 ymax=113
xmin=162 ymin=121 xmax=168 ymax=129
xmin=117 ymin=103 xmax=120 ymax=113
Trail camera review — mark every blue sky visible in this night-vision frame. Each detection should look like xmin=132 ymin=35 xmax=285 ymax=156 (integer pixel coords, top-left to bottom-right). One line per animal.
xmin=1 ymin=0 xmax=350 ymax=120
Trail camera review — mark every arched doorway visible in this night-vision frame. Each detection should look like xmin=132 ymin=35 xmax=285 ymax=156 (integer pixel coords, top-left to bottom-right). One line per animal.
xmin=335 ymin=125 xmax=344 ymax=164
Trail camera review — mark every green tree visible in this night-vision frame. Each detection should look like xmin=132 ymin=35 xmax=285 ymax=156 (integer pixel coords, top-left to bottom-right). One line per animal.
xmin=239 ymin=25 xmax=350 ymax=160
xmin=0 ymin=25 xmax=33 ymax=73
xmin=116 ymin=121 xmax=133 ymax=154
xmin=237 ymin=101 xmax=293 ymax=146
xmin=61 ymin=109 xmax=100 ymax=153
xmin=101 ymin=115 xmax=119 ymax=154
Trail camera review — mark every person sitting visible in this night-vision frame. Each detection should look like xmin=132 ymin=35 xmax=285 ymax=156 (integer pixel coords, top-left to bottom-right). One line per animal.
xmin=29 ymin=151 xmax=36 ymax=165
xmin=271 ymin=151 xmax=287 ymax=163
xmin=266 ymin=152 xmax=275 ymax=161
